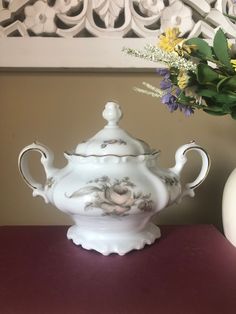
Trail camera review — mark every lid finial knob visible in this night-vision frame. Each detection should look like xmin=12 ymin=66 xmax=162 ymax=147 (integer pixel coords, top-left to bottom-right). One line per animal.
xmin=103 ymin=102 xmax=122 ymax=127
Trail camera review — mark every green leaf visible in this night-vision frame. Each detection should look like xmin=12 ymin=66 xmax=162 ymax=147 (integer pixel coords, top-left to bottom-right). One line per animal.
xmin=197 ymin=89 xmax=218 ymax=97
xmin=230 ymin=108 xmax=236 ymax=119
xmin=178 ymin=92 xmax=193 ymax=103
xmin=213 ymin=28 xmax=233 ymax=70
xmin=197 ymin=63 xmax=219 ymax=83
xmin=217 ymin=77 xmax=230 ymax=91
xmin=203 ymin=108 xmax=227 ymax=116
xmin=185 ymin=38 xmax=213 ymax=60
xmin=214 ymin=93 xmax=236 ymax=105
xmin=218 ymin=76 xmax=236 ymax=91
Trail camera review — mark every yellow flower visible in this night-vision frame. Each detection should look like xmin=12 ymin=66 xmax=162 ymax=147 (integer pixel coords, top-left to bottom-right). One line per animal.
xmin=231 ymin=59 xmax=236 ymax=71
xmin=177 ymin=70 xmax=190 ymax=89
xmin=159 ymin=28 xmax=183 ymax=52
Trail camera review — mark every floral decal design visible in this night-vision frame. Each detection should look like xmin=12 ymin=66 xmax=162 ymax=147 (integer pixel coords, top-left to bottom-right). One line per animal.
xmin=66 ymin=176 xmax=154 ymax=216
xmin=101 ymin=139 xmax=127 ymax=149
xmin=160 ymin=175 xmax=179 ymax=186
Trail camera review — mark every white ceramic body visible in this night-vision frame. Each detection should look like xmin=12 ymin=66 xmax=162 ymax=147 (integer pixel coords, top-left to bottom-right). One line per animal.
xmin=18 ymin=141 xmax=210 ymax=255
xmin=42 ymin=153 xmax=176 ymax=256
xmin=18 ymin=103 xmax=210 ymax=255
xmin=222 ymin=168 xmax=236 ymax=247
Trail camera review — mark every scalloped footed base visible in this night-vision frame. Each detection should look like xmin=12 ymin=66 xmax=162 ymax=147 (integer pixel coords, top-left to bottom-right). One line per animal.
xmin=67 ymin=223 xmax=161 ymax=255
xmin=67 ymin=223 xmax=161 ymax=256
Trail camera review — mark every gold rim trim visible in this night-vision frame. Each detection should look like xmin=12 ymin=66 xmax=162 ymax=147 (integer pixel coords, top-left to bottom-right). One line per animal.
xmin=183 ymin=145 xmax=211 ymax=190
xmin=18 ymin=147 xmax=47 ymax=190
xmin=64 ymin=149 xmax=161 ymax=158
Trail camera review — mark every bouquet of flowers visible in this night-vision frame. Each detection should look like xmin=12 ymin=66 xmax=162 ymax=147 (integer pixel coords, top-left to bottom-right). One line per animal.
xmin=123 ymin=28 xmax=236 ymax=118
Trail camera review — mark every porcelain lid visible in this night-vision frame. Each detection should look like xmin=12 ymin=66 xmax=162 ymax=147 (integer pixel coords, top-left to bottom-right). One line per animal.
xmin=74 ymin=102 xmax=153 ymax=156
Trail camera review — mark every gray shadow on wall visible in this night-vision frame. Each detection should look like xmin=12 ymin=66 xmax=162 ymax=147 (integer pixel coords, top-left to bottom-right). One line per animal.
xmin=154 ymin=161 xmax=233 ymax=234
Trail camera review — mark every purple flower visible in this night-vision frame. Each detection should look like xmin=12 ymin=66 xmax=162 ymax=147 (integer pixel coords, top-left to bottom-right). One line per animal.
xmin=161 ymin=93 xmax=194 ymax=116
xmin=156 ymin=68 xmax=170 ymax=79
xmin=161 ymin=89 xmax=194 ymax=117
xmin=167 ymin=99 xmax=179 ymax=112
xmin=161 ymin=93 xmax=179 ymax=112
xmin=161 ymin=92 xmax=172 ymax=104
xmin=175 ymin=88 xmax=181 ymax=97
xmin=160 ymin=79 xmax=172 ymax=90
xmin=179 ymin=105 xmax=194 ymax=116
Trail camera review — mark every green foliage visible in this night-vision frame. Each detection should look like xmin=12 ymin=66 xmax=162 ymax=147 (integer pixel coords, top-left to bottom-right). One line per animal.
xmin=213 ymin=29 xmax=233 ymax=71
xmin=219 ymin=76 xmax=236 ymax=91
xmin=214 ymin=93 xmax=236 ymax=105
xmin=217 ymin=77 xmax=230 ymax=91
xmin=203 ymin=108 xmax=228 ymax=116
xmin=177 ymin=91 xmax=193 ymax=105
xmin=196 ymin=64 xmax=219 ymax=84
xmin=185 ymin=38 xmax=213 ymax=60
xmin=197 ymin=89 xmax=218 ymax=97
xmin=187 ymin=29 xmax=236 ymax=118
xmin=231 ymin=108 xmax=236 ymax=119
xmin=125 ymin=27 xmax=236 ymax=119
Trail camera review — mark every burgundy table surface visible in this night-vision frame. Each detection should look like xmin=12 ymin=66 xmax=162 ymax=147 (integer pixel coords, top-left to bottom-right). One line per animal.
xmin=1 ymin=225 xmax=236 ymax=314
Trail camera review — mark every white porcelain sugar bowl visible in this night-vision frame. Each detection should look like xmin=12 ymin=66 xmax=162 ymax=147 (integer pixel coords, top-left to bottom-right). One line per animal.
xmin=18 ymin=102 xmax=210 ymax=255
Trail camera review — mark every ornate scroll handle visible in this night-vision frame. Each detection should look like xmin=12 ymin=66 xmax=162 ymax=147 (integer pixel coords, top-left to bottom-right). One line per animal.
xmin=170 ymin=141 xmax=210 ymax=201
xmin=18 ymin=142 xmax=56 ymax=203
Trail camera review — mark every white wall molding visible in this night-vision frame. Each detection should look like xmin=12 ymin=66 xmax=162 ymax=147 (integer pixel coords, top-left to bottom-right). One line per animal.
xmin=0 ymin=0 xmax=236 ymax=70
